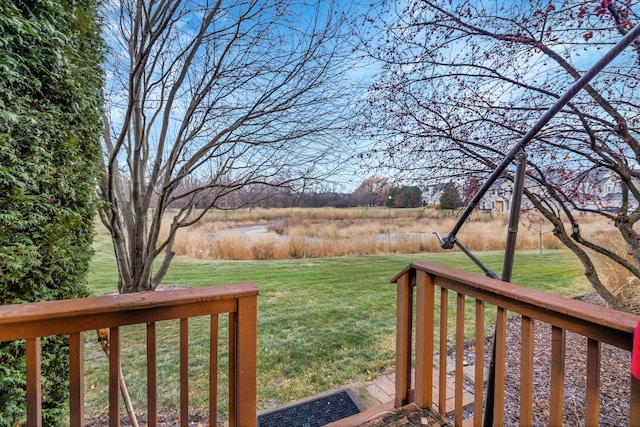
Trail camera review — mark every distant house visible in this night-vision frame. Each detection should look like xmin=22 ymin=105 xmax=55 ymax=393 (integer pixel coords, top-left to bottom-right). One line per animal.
xmin=479 ymin=178 xmax=517 ymax=213
xmin=575 ymin=169 xmax=631 ymax=212
xmin=423 ymin=168 xmax=636 ymax=213
xmin=421 ymin=183 xmax=447 ymax=207
xmin=423 ymin=179 xmax=514 ymax=212
xmin=477 ymin=169 xmax=635 ymax=214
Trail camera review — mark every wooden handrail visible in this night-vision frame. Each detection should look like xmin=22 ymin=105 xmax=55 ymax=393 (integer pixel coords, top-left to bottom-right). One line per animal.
xmin=0 ymin=283 xmax=258 ymax=427
xmin=393 ymin=262 xmax=640 ymax=426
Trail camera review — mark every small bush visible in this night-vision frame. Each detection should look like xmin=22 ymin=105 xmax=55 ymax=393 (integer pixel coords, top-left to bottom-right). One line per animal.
xmin=214 ymin=232 xmax=252 ymax=260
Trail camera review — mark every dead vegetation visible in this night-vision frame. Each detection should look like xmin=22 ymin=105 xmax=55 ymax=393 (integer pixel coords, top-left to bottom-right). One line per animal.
xmin=161 ymin=207 xmax=564 ymax=261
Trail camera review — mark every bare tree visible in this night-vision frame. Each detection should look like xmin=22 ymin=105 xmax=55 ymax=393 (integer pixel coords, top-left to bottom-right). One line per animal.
xmin=356 ymin=0 xmax=640 ymax=311
xmin=99 ymin=0 xmax=355 ymax=292
xmin=353 ymin=176 xmax=390 ymax=206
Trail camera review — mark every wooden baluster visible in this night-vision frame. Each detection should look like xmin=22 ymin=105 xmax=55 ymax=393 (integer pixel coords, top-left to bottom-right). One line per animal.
xmin=209 ymin=314 xmax=219 ymax=424
xmin=549 ymin=326 xmax=566 ymax=425
xmin=180 ymin=318 xmax=189 ymax=427
xmin=439 ymin=288 xmax=448 ymax=418
xmin=109 ymin=327 xmax=120 ymax=427
xmin=519 ymin=316 xmax=534 ymax=427
xmin=147 ymin=322 xmax=157 ymax=427
xmin=228 ymin=312 xmax=237 ymax=426
xmin=414 ymin=270 xmax=434 ymax=408
xmin=26 ymin=337 xmax=42 ymax=427
xmin=455 ymin=293 xmax=465 ymax=426
xmin=394 ymin=272 xmax=413 ymax=408
xmin=585 ymin=338 xmax=600 ymax=427
xmin=474 ymin=300 xmax=484 ymax=427
xmin=69 ymin=332 xmax=84 ymax=427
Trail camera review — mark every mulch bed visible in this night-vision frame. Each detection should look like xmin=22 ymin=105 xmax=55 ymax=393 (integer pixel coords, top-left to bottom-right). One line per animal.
xmin=359 ymin=293 xmax=632 ymax=427
xmin=85 ymin=411 xmax=212 ymax=427
xmin=480 ymin=293 xmax=632 ymax=426
xmin=361 ymin=405 xmax=448 ymax=426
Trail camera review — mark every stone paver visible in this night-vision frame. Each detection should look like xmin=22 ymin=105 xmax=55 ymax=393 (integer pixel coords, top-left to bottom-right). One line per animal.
xmin=295 ymin=357 xmax=478 ymax=427
xmin=363 ymin=360 xmax=475 ymax=415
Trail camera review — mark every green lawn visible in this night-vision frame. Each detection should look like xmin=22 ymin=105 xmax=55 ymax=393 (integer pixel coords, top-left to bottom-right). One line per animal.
xmin=86 ymin=235 xmax=590 ymax=417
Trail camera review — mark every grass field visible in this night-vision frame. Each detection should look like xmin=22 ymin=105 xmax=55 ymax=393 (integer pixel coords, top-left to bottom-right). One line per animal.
xmin=86 ymin=218 xmax=590 ymax=418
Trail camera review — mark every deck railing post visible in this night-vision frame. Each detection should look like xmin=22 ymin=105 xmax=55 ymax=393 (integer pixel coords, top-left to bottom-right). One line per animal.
xmin=394 ymin=271 xmax=413 ymax=408
xmin=438 ymin=288 xmax=448 ymax=418
xmin=455 ymin=292 xmax=466 ymax=426
xmin=235 ymin=294 xmax=257 ymax=427
xmin=585 ymin=338 xmax=600 ymax=427
xmin=519 ymin=316 xmax=535 ymax=427
xmin=414 ymin=270 xmax=434 ymax=408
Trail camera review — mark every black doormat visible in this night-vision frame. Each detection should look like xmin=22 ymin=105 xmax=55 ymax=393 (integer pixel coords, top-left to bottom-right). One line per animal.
xmin=257 ymin=389 xmax=362 ymax=427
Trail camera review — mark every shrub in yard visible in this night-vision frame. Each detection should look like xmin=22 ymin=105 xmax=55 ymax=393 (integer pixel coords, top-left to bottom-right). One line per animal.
xmin=387 ymin=186 xmax=423 ymax=208
xmin=439 ymin=181 xmax=463 ymax=210
xmin=0 ymin=0 xmax=103 ymax=424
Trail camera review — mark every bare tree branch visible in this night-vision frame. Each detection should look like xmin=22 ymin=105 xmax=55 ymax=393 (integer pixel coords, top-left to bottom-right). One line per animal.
xmin=356 ymin=0 xmax=640 ymax=311
xmin=100 ymin=0 xmax=356 ymax=292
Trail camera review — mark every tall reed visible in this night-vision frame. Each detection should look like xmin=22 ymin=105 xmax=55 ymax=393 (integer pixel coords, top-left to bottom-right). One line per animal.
xmin=158 ymin=207 xmax=564 ymax=261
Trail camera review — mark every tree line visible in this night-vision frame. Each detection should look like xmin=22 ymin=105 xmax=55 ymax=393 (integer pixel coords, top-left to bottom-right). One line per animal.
xmin=165 ymin=179 xmax=427 ymax=209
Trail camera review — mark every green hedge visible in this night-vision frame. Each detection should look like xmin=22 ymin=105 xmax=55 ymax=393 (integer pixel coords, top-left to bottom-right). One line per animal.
xmin=0 ymin=0 xmax=103 ymax=424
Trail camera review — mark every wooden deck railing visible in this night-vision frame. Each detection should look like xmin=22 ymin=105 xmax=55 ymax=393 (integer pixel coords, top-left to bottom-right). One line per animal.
xmin=0 ymin=283 xmax=258 ymax=427
xmin=392 ymin=262 xmax=640 ymax=426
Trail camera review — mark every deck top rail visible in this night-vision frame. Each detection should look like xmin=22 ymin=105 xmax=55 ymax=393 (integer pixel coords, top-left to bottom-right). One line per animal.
xmin=0 ymin=283 xmax=257 ymax=340
xmin=393 ymin=262 xmax=640 ymax=426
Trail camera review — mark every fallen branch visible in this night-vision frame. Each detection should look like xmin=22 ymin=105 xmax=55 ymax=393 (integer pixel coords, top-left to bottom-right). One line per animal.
xmin=97 ymin=328 xmax=139 ymax=427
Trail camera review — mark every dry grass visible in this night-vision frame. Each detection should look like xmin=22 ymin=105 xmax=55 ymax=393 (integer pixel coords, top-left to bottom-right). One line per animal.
xmin=159 ymin=207 xmax=564 ymax=261
xmin=586 ymin=224 xmax=640 ymax=314
xmin=168 ymin=226 xmax=214 ymax=259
